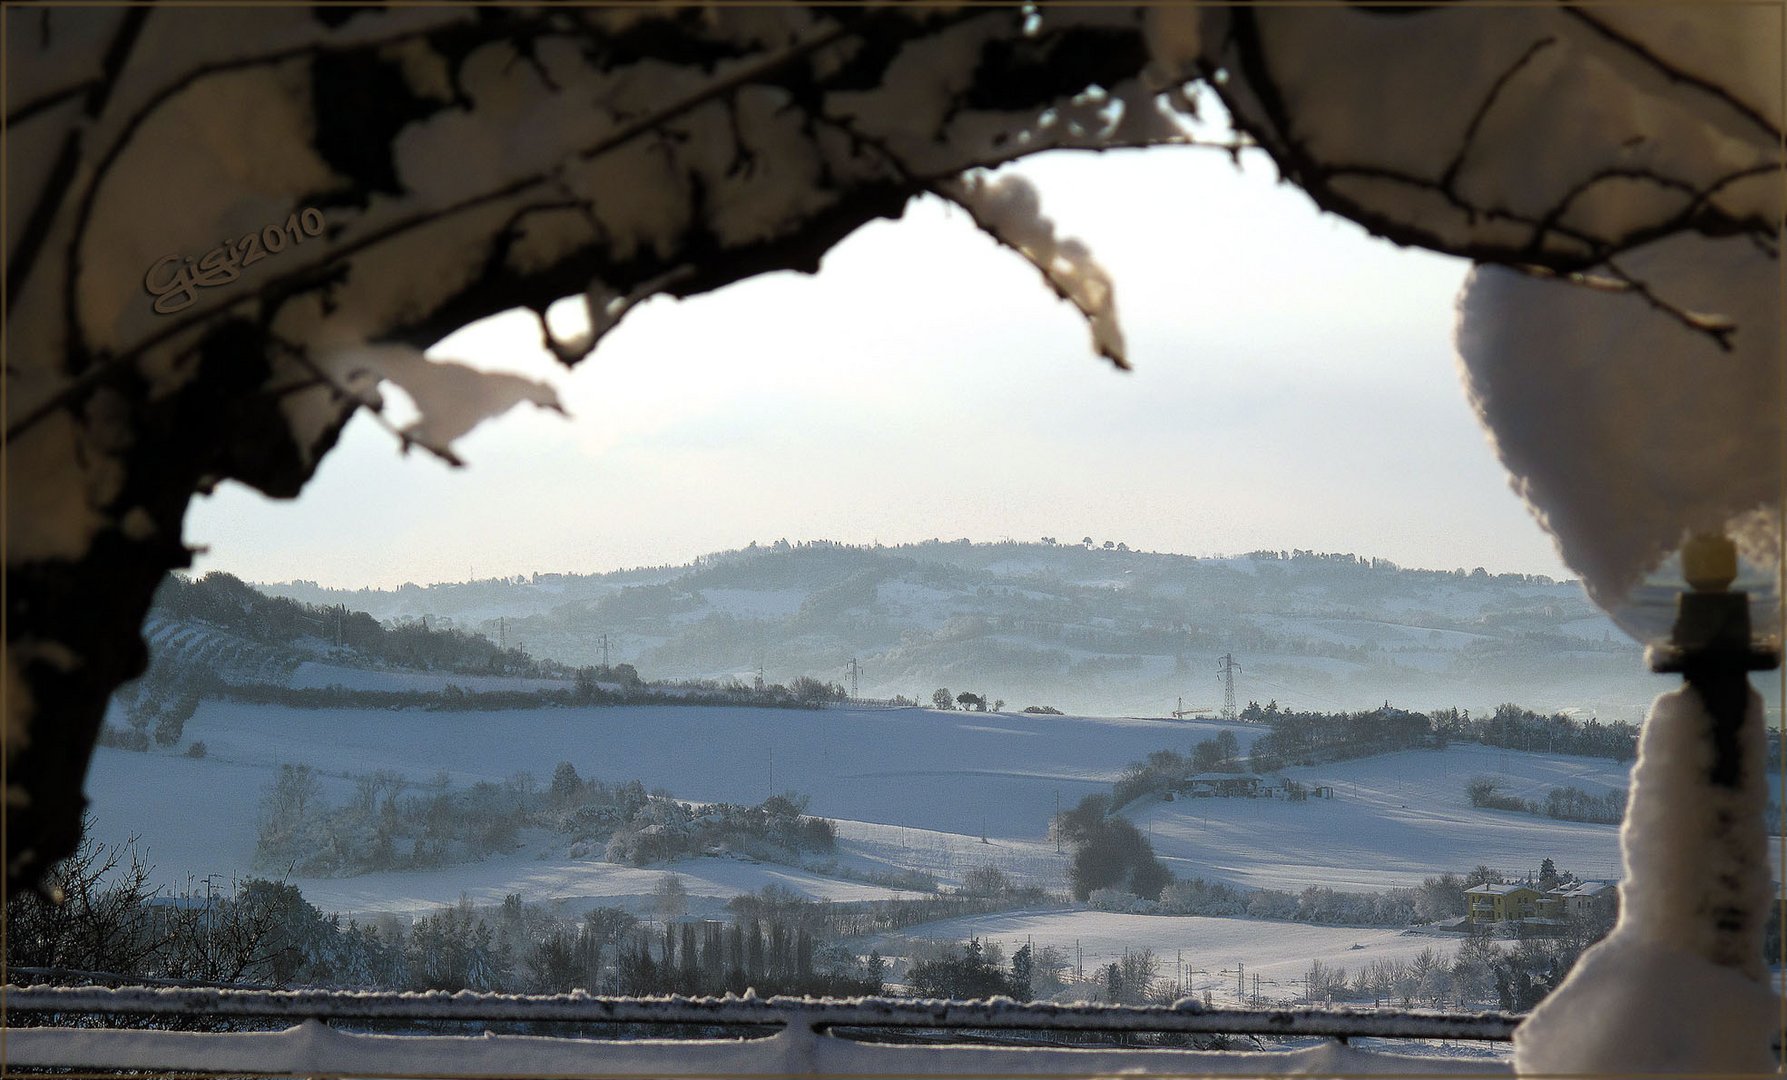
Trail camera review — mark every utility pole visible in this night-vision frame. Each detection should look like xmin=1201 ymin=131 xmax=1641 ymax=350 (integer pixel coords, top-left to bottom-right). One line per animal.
xmin=601 ymin=633 xmax=611 ymax=669
xmin=499 ymin=617 xmax=505 ymax=650
xmin=202 ymin=873 xmax=221 ymax=962
xmin=1054 ymin=790 xmax=1062 ymax=853
xmin=1216 ymin=653 xmax=1241 ymax=722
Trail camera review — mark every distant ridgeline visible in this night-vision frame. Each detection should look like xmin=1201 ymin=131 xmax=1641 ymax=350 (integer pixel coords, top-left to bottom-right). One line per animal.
xmin=128 ymin=537 xmax=1692 ymax=732
xmin=260 ymin=539 xmax=1661 ymax=718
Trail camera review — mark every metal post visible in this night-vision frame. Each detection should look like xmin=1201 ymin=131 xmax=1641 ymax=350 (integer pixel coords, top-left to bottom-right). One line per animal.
xmin=1644 ymin=538 xmax=1778 ymax=789
xmin=1644 ymin=535 xmax=1779 ymax=971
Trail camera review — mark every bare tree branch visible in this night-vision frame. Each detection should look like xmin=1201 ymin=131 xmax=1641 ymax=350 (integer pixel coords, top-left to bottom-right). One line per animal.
xmin=1563 ymin=7 xmax=1781 ymax=144
xmin=10 ymin=15 xmax=866 ymax=445
xmin=1440 ymin=34 xmax=1557 ymax=194
xmin=6 ymin=80 xmax=95 ymax=128
xmin=1514 ymin=261 xmax=1738 ymax=352
xmin=5 ymin=6 xmax=148 ymax=314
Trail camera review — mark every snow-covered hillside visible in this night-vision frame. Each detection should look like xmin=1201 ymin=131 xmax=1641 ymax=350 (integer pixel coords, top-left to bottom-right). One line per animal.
xmin=260 ymin=541 xmax=1662 ymax=718
xmin=140 ymin=615 xmax=302 ymax=686
xmin=1130 ymin=746 xmax=1642 ymax=892
xmin=77 ymin=697 xmax=1714 ymax=923
xmin=86 ymin=701 xmax=1250 ymax=912
xmin=286 ymin=661 xmax=573 ymax=694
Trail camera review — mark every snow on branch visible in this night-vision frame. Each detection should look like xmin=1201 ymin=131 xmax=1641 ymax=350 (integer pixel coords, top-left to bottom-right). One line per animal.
xmin=939 ymin=172 xmax=1127 ymax=369
xmin=316 ymin=345 xmax=564 ymax=466
xmin=1204 ymin=6 xmax=1781 ymax=269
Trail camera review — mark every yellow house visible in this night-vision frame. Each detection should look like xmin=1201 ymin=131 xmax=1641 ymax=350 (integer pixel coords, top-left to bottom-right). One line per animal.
xmin=1465 ymin=882 xmax=1543 ymax=924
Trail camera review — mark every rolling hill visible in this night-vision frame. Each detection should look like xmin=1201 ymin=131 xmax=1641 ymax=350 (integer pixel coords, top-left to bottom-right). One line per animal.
xmin=258 ymin=540 xmax=1664 ymax=719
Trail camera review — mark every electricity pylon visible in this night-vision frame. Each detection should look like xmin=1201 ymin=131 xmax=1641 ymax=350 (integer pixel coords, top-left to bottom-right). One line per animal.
xmin=1217 ymin=653 xmax=1242 ymax=722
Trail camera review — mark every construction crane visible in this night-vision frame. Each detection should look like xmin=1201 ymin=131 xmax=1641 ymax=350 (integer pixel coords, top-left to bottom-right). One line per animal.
xmin=1172 ymin=696 xmax=1214 ymax=720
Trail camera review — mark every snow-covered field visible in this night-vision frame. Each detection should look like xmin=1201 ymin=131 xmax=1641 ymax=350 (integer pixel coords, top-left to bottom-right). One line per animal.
xmin=1133 ymin=745 xmax=1644 ymax=891
xmin=85 ymin=701 xmax=1248 ymax=912
xmin=877 ymin=907 xmax=1467 ymax=1006
xmin=832 ymin=821 xmax=1072 ymax=892
xmin=84 ymin=697 xmax=1764 ymax=959
xmin=75 ymin=693 xmax=1780 ymax=1073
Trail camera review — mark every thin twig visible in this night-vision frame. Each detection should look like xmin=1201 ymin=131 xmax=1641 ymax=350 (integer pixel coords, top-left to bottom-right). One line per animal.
xmin=1564 ymin=8 xmax=1781 ymax=145
xmin=1599 ymin=258 xmax=1737 ymax=352
xmin=1517 ymin=260 xmax=1738 ymax=353
xmin=1440 ymin=35 xmax=1557 ymax=194
xmin=6 ymin=7 xmax=148 ymax=315
xmin=6 ymin=80 xmax=93 ymax=128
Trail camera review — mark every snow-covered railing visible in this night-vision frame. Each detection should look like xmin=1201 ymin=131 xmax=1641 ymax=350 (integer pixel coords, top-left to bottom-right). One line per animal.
xmin=2 ymin=985 xmax=1523 ymax=1040
xmin=4 ymin=985 xmax=1519 ymax=1076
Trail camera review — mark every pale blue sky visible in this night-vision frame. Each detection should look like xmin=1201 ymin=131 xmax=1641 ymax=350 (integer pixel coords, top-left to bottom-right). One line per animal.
xmin=186 ymin=147 xmax=1573 ymax=589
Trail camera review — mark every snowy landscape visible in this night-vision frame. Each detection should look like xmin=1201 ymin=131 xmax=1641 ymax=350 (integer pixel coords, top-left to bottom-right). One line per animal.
xmin=11 ymin=2 xmax=1785 ymax=1074
xmin=84 ymin=686 xmax=1722 ymax=1021
xmin=89 ymin=698 xmax=1658 ymax=911
xmin=261 ymin=540 xmax=1681 ymax=721
xmin=16 ymin=543 xmax=1758 ymax=1080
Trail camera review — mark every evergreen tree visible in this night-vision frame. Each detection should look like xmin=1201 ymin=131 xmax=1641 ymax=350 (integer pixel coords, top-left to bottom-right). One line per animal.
xmin=1010 ymin=942 xmax=1033 ymax=1001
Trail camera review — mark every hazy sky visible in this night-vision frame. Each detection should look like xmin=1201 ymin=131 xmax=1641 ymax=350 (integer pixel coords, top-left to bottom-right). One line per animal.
xmin=187 ymin=146 xmax=1574 ymax=589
